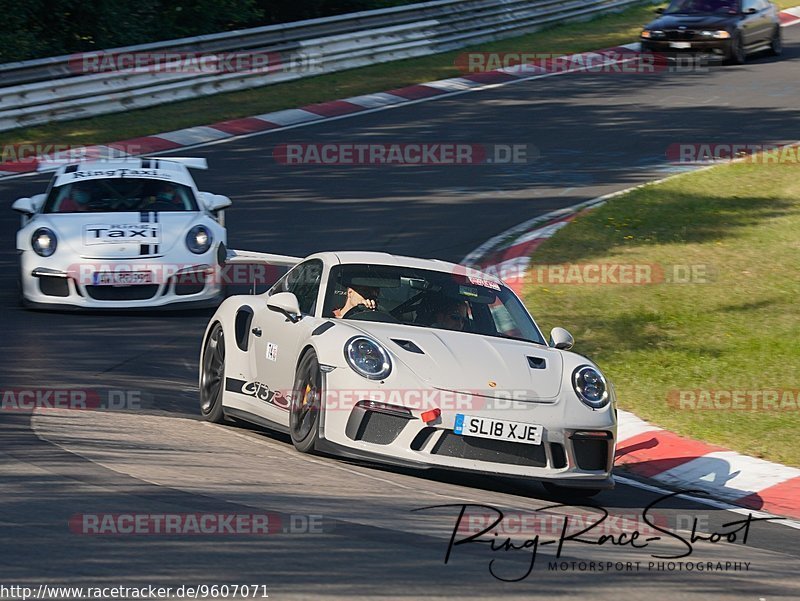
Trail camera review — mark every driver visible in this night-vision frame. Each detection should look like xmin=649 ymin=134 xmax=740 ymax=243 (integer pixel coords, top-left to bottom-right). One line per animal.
xmin=58 ymin=187 xmax=90 ymax=212
xmin=333 ymin=285 xmax=380 ymax=318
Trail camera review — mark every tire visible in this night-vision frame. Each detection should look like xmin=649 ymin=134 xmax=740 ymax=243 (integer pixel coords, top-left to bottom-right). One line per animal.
xmin=769 ymin=25 xmax=782 ymax=56
xmin=289 ymin=350 xmax=323 ymax=454
xmin=200 ymin=323 xmax=226 ymax=423
xmin=542 ymin=482 xmax=603 ymax=499
xmin=729 ymin=33 xmax=746 ymax=64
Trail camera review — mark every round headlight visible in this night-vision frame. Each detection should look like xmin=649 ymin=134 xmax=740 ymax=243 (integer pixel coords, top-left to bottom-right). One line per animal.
xmin=31 ymin=227 xmax=57 ymax=257
xmin=186 ymin=225 xmax=212 ymax=254
xmin=572 ymin=365 xmax=609 ymax=409
xmin=345 ymin=337 xmax=392 ymax=380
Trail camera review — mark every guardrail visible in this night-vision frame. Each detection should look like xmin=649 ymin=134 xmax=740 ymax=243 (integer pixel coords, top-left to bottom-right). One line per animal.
xmin=0 ymin=0 xmax=648 ymax=133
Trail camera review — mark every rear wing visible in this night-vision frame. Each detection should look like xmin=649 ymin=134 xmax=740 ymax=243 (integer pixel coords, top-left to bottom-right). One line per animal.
xmin=225 ymin=249 xmax=302 ymax=268
xmin=35 ymin=156 xmax=209 ymax=173
xmin=145 ymin=157 xmax=208 ymax=170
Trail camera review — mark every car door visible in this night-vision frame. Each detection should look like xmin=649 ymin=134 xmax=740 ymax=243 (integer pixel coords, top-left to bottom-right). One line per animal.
xmin=740 ymin=0 xmax=760 ymax=46
xmin=248 ymin=259 xmax=324 ymax=422
xmin=755 ymin=0 xmax=776 ymax=43
xmin=741 ymin=0 xmax=771 ymax=46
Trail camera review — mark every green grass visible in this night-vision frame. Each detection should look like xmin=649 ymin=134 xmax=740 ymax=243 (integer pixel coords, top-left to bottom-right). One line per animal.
xmin=523 ymin=160 xmax=800 ymax=466
xmin=0 ymin=2 xmax=662 ymax=147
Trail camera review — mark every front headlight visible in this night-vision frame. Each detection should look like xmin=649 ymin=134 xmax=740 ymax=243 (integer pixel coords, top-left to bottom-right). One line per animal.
xmin=641 ymin=30 xmax=652 ymax=38
xmin=345 ymin=337 xmax=392 ymax=380
xmin=641 ymin=30 xmax=664 ymax=39
xmin=700 ymin=30 xmax=730 ymax=39
xmin=572 ymin=365 xmax=610 ymax=409
xmin=186 ymin=225 xmax=212 ymax=254
xmin=31 ymin=227 xmax=57 ymax=257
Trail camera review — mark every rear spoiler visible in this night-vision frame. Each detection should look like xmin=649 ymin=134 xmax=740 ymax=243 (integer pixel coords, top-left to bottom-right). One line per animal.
xmin=225 ymin=249 xmax=302 ymax=268
xmin=145 ymin=157 xmax=208 ymax=170
xmin=34 ymin=156 xmax=209 ymax=172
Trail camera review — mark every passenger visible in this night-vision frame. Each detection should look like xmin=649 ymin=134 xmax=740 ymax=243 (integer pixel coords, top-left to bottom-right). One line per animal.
xmin=431 ymin=299 xmax=469 ymax=331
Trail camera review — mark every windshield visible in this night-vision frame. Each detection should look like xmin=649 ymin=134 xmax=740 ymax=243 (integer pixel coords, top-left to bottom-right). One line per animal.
xmin=664 ymin=0 xmax=740 ymax=14
xmin=43 ymin=178 xmax=198 ymax=213
xmin=323 ymin=264 xmax=546 ymax=345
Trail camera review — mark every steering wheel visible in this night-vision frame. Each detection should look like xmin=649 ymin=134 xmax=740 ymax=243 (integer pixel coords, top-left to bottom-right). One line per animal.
xmin=343 ymin=303 xmax=402 ymax=323
xmin=342 ymin=303 xmax=371 ymax=318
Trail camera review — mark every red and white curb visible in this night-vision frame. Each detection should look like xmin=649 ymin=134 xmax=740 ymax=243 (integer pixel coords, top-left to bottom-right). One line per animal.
xmin=463 ymin=172 xmax=800 ymax=522
xmin=780 ymin=5 xmax=800 ymax=25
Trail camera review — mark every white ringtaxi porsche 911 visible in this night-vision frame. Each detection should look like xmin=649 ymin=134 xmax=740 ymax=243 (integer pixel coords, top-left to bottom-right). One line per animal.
xmin=201 ymin=251 xmax=617 ymax=495
xmin=13 ymin=157 xmax=231 ymax=309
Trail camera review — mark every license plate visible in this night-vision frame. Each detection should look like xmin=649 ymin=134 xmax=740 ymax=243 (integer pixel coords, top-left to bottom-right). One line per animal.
xmin=454 ymin=414 xmax=543 ymax=446
xmin=93 ymin=271 xmax=153 ymax=286
xmin=670 ymin=42 xmax=691 ymax=49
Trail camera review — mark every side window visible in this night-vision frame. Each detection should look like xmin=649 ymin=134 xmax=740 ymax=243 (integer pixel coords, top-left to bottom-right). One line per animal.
xmin=273 ymin=260 xmax=323 ymax=315
xmin=742 ymin=0 xmax=758 ymax=11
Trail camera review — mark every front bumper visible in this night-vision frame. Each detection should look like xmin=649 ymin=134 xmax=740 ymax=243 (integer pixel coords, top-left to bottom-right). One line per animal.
xmin=317 ymin=370 xmax=617 ymax=485
xmin=21 ymin=255 xmax=222 ymax=310
xmin=641 ymin=39 xmax=733 ymax=58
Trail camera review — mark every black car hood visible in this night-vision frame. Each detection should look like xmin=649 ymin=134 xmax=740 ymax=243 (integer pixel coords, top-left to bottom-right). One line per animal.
xmin=646 ymin=14 xmax=738 ymax=30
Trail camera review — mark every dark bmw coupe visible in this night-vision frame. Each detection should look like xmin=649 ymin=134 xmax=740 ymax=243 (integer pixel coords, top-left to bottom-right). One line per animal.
xmin=640 ymin=0 xmax=782 ymax=63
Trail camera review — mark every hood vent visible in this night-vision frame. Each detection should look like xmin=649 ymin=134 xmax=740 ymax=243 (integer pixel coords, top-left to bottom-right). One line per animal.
xmin=527 ymin=356 xmax=546 ymax=369
xmin=392 ymin=339 xmax=424 ymax=354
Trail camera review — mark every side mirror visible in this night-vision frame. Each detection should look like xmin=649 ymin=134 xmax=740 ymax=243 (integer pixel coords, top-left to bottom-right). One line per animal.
xmin=267 ymin=292 xmax=302 ymax=322
xmin=199 ymin=192 xmax=232 ymax=212
xmin=655 ymin=7 xmax=664 ymax=13
xmin=549 ymin=327 xmax=574 ymax=350
xmin=12 ymin=197 xmax=35 ymax=215
xmin=744 ymin=7 xmax=757 ymax=14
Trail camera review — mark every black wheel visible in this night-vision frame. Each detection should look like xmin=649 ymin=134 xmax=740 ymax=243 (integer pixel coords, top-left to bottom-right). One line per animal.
xmin=290 ymin=350 xmax=323 ymax=454
xmin=200 ymin=323 xmax=226 ymax=423
xmin=729 ymin=33 xmax=746 ymax=64
xmin=769 ymin=26 xmax=782 ymax=56
xmin=542 ymin=482 xmax=603 ymax=499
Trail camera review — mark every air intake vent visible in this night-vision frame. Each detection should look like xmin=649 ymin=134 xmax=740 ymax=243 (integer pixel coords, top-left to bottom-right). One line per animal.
xmin=527 ymin=356 xmax=546 ymax=369
xmin=392 ymin=339 xmax=424 ymax=354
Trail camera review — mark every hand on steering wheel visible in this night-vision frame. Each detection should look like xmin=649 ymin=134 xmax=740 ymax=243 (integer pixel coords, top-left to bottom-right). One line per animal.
xmin=342 ymin=302 xmax=374 ymax=318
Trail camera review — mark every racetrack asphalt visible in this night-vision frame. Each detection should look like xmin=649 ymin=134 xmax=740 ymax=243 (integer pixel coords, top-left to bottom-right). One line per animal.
xmin=1 ymin=27 xmax=799 ymax=599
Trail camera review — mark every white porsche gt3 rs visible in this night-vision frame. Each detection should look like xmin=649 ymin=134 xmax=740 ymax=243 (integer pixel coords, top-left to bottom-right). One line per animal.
xmin=13 ymin=157 xmax=231 ymax=310
xmin=200 ymin=251 xmax=617 ymax=494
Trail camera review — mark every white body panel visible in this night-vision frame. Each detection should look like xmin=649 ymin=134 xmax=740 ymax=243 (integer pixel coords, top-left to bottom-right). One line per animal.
xmin=202 ymin=251 xmax=617 ymax=485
